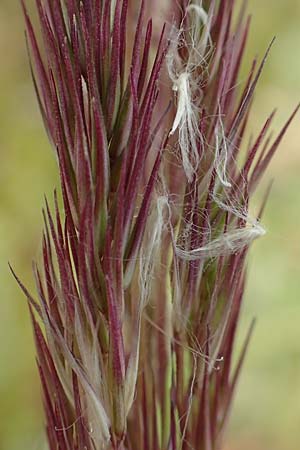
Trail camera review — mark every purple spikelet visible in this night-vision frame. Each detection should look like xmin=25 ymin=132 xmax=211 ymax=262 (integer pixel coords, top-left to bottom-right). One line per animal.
xmin=15 ymin=1 xmax=298 ymax=449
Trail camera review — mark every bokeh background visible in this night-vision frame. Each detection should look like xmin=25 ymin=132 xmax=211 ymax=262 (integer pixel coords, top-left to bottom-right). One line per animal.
xmin=0 ymin=1 xmax=299 ymax=449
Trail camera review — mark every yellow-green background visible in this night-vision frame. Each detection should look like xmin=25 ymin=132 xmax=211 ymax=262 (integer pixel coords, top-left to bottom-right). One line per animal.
xmin=0 ymin=1 xmax=299 ymax=449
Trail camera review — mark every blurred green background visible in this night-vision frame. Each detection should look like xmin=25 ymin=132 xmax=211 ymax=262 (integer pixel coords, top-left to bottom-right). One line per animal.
xmin=0 ymin=1 xmax=299 ymax=449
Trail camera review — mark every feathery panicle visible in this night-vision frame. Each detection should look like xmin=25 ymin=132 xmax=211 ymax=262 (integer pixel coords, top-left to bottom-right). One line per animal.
xmin=16 ymin=1 xmax=298 ymax=449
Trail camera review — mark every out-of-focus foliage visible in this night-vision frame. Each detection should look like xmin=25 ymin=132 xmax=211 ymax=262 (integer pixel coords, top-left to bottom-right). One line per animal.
xmin=0 ymin=1 xmax=299 ymax=450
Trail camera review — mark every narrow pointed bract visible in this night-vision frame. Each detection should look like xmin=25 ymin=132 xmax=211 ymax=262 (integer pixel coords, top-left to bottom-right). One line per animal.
xmin=17 ymin=1 xmax=297 ymax=449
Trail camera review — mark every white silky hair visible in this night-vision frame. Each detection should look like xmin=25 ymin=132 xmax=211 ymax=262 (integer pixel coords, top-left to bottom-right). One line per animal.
xmin=214 ymin=109 xmax=233 ymax=189
xmin=166 ymin=1 xmax=266 ymax=260
xmin=139 ymin=196 xmax=169 ymax=305
xmin=73 ymin=311 xmax=112 ymax=448
xmin=125 ymin=196 xmax=170 ymax=415
xmin=172 ymin=85 xmax=266 ymax=261
xmin=167 ymin=1 xmax=213 ymax=182
xmin=175 ymin=221 xmax=265 ymax=260
xmin=40 ymin=299 xmax=111 ymax=448
xmin=175 ymin=161 xmax=266 ymax=260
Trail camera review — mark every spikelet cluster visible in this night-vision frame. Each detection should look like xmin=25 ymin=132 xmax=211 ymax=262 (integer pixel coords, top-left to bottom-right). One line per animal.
xmin=14 ymin=1 xmax=298 ymax=449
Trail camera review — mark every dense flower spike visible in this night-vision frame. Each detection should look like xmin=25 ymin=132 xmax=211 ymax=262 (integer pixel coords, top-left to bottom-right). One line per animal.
xmin=16 ymin=1 xmax=298 ymax=449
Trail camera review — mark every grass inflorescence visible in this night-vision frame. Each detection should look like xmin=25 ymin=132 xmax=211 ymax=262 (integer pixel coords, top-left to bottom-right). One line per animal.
xmin=13 ymin=1 xmax=298 ymax=449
